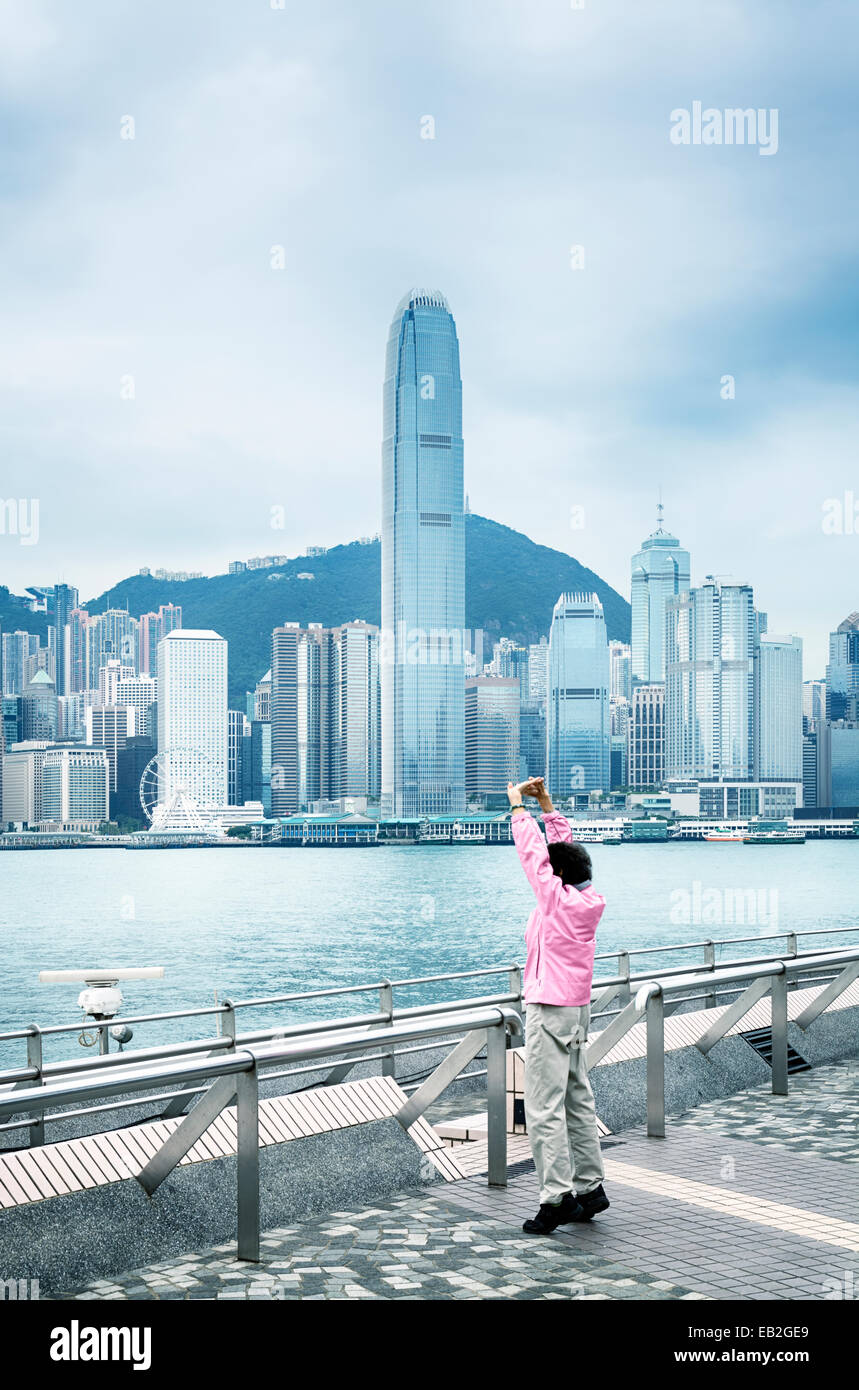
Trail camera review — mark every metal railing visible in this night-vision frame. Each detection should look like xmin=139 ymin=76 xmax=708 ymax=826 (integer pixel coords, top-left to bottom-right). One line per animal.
xmin=0 ymin=1006 xmax=523 ymax=1262
xmin=589 ymin=947 xmax=859 ymax=1139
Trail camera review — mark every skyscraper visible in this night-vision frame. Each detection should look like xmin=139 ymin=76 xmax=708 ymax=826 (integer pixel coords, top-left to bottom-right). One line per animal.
xmin=630 ymin=506 xmax=690 ymax=683
xmin=754 ymin=635 xmax=803 ymax=782
xmin=465 ymin=677 xmax=520 ymax=798
xmin=88 ymin=609 xmax=140 ymax=685
xmin=628 ymin=685 xmax=665 ymax=790
xmin=546 ymin=593 xmax=610 ymax=799
xmin=47 ymin=584 xmax=79 ymax=697
xmin=381 ymin=289 xmax=465 ymax=817
xmin=609 ymin=640 xmax=632 ymax=703
xmin=156 ymin=629 xmax=227 ymax=808
xmin=826 ymin=613 xmax=859 ymax=720
xmin=665 ymin=579 xmax=755 ymax=781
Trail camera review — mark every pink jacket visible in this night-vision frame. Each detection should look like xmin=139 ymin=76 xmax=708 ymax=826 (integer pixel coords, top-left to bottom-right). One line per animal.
xmin=511 ymin=810 xmax=606 ymax=1006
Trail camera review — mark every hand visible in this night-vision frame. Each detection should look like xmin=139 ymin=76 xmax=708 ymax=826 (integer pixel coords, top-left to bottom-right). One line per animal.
xmin=506 ymin=781 xmax=526 ymax=808
xmin=521 ymin=776 xmax=553 ymax=812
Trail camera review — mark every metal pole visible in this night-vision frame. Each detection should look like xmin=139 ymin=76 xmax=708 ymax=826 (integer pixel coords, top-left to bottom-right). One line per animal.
xmin=646 ymin=991 xmax=665 ymax=1138
xmin=235 ymin=1062 xmax=260 ymax=1262
xmin=507 ymin=963 xmax=522 ymax=1011
xmin=617 ymin=951 xmax=631 ymax=1006
xmin=485 ymin=1025 xmax=508 ymax=1187
xmin=702 ymin=940 xmax=716 ymax=1010
xmin=25 ymin=1027 xmax=44 ymax=1148
xmin=379 ymin=980 xmax=395 ymax=1077
xmin=770 ymin=970 xmax=789 ymax=1097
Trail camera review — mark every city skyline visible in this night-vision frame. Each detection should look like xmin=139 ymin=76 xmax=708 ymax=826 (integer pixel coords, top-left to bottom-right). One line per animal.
xmin=1 ymin=4 xmax=857 ymax=678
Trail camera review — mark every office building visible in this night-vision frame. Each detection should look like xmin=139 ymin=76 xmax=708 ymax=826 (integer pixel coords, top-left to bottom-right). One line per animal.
xmin=630 ymin=505 xmax=690 ymax=683
xmin=156 ymin=629 xmax=228 ymax=808
xmin=609 ymin=641 xmax=632 ymax=703
xmin=380 ymin=288 xmax=465 ymax=817
xmin=40 ymin=747 xmax=109 ymax=830
xmin=826 ymin=614 xmax=859 ymax=721
xmin=754 ymin=635 xmax=803 ymax=782
xmin=629 ymin=684 xmax=665 ymax=790
xmin=465 ymin=677 xmax=520 ymax=798
xmin=546 ymin=593 xmax=610 ymax=799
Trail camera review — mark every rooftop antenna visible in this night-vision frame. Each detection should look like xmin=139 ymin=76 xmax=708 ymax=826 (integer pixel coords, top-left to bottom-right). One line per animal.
xmin=655 ymin=487 xmax=664 ymax=534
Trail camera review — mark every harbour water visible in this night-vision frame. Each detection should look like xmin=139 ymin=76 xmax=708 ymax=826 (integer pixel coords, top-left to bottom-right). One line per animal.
xmin=1 ymin=840 xmax=856 ymax=1066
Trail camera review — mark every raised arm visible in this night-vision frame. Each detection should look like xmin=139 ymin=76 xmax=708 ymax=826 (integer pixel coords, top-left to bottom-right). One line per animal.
xmin=523 ymin=776 xmax=572 ymax=843
xmin=508 ymin=781 xmax=564 ymax=913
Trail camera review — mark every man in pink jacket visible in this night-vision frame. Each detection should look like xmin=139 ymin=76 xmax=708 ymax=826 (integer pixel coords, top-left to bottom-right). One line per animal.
xmin=508 ymin=776 xmax=611 ymax=1235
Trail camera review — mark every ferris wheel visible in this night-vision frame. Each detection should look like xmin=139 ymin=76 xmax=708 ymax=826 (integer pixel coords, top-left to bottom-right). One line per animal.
xmin=139 ymin=747 xmax=216 ymax=828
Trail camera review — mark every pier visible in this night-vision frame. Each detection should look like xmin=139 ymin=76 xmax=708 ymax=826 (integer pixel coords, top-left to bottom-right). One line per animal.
xmin=1 ymin=932 xmax=857 ymax=1304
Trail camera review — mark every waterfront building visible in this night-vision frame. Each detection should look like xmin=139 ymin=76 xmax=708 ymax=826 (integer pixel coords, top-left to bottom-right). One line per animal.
xmin=546 ymin=593 xmax=610 ymax=800
xmin=630 ymin=505 xmax=690 ymax=683
xmin=465 ymin=677 xmax=520 ymax=798
xmin=754 ymin=635 xmax=803 ymax=782
xmin=628 ymin=684 xmax=665 ymax=790
xmin=380 ymin=288 xmax=466 ymax=818
xmin=825 ymin=613 xmax=859 ymax=721
xmin=329 ymin=621 xmax=381 ymax=801
xmin=1 ymin=741 xmax=49 ymax=826
xmin=697 ymin=780 xmax=801 ymax=819
xmin=815 ymin=720 xmax=859 ymax=810
xmin=40 ymin=747 xmax=109 ymax=830
xmin=271 ymin=621 xmax=381 ymax=814
xmin=86 ymin=704 xmax=136 ymax=793
xmin=665 ymin=579 xmax=755 ymax=781
xmin=802 ymin=729 xmax=819 ymax=809
xmin=113 ymin=735 xmax=156 ymax=825
xmin=241 ymin=720 xmax=271 ymax=816
xmin=609 ymin=640 xmax=632 ymax=703
xmin=228 ymin=709 xmax=250 ymax=805
xmin=156 ymin=629 xmax=228 ymax=808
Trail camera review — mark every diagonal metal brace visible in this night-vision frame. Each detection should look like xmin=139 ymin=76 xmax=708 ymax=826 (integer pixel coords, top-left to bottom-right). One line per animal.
xmin=794 ymin=959 xmax=859 ymax=1030
xmin=137 ymin=1073 xmax=238 ymax=1195
xmin=395 ymin=1029 xmax=489 ymax=1130
xmin=695 ymin=975 xmax=772 ymax=1054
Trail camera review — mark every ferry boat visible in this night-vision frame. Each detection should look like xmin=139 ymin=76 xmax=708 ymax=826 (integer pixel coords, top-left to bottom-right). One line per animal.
xmin=569 ymin=827 xmax=623 ymax=844
xmin=742 ymin=829 xmax=806 ymax=845
xmin=704 ymin=831 xmax=745 ymax=842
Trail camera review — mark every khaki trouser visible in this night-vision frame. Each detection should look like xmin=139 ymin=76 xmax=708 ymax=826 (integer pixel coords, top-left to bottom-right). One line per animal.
xmin=524 ymin=1002 xmax=605 ymax=1205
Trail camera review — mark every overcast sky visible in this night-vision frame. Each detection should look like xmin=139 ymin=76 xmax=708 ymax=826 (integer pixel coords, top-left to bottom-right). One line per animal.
xmin=1 ymin=0 xmax=857 ymax=674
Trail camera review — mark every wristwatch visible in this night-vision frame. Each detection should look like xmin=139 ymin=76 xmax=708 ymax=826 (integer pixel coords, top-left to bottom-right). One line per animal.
xmin=510 ymin=803 xmax=526 ymax=812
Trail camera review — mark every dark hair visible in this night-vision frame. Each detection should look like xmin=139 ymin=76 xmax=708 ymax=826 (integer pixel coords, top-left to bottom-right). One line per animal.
xmin=547 ymin=840 xmax=593 ymax=889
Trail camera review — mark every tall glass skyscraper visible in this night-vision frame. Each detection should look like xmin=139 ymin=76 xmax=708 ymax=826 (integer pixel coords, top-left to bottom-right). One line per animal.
xmin=381 ymin=289 xmax=465 ymax=816
xmin=665 ymin=580 xmax=755 ymax=780
xmin=546 ymin=593 xmax=610 ymax=799
xmin=630 ymin=506 xmax=690 ymax=683
xmin=826 ymin=613 xmax=859 ymax=720
xmin=754 ymin=635 xmax=803 ymax=781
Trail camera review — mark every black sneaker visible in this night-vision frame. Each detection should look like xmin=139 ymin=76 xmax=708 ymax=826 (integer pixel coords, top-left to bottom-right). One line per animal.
xmin=558 ymin=1191 xmax=585 ymax=1223
xmin=522 ymin=1202 xmax=568 ymax=1235
xmin=569 ymin=1183 xmax=610 ymax=1221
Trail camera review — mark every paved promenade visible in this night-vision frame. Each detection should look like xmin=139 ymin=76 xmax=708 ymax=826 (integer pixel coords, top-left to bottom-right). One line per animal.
xmin=57 ymin=1060 xmax=859 ymax=1301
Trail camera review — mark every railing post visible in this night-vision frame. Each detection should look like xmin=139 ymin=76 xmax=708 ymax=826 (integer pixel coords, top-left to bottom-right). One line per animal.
xmin=645 ymin=990 xmax=665 ymax=1138
xmin=486 ymin=1024 xmax=508 ymax=1187
xmin=221 ymin=999 xmax=237 ymax=1051
xmin=235 ymin=1061 xmax=260 ymax=1262
xmin=617 ymin=951 xmax=631 ymax=1006
xmin=770 ymin=969 xmax=789 ymax=1097
xmin=702 ymin=940 xmax=716 ymax=1010
xmin=379 ymin=980 xmax=395 ymax=1077
xmin=785 ymin=931 xmax=797 ymax=958
xmin=508 ymin=963 xmax=522 ymax=1011
xmin=26 ymin=1026 xmax=44 ymax=1148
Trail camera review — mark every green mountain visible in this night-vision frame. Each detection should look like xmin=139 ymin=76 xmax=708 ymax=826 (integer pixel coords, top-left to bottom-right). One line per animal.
xmin=3 ymin=516 xmax=630 ymax=705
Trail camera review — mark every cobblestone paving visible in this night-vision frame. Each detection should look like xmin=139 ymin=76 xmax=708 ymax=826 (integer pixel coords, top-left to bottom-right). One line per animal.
xmin=669 ymin=1059 xmax=859 ymax=1164
xmin=54 ymin=1061 xmax=859 ymax=1301
xmin=58 ymin=1195 xmax=706 ymax=1301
